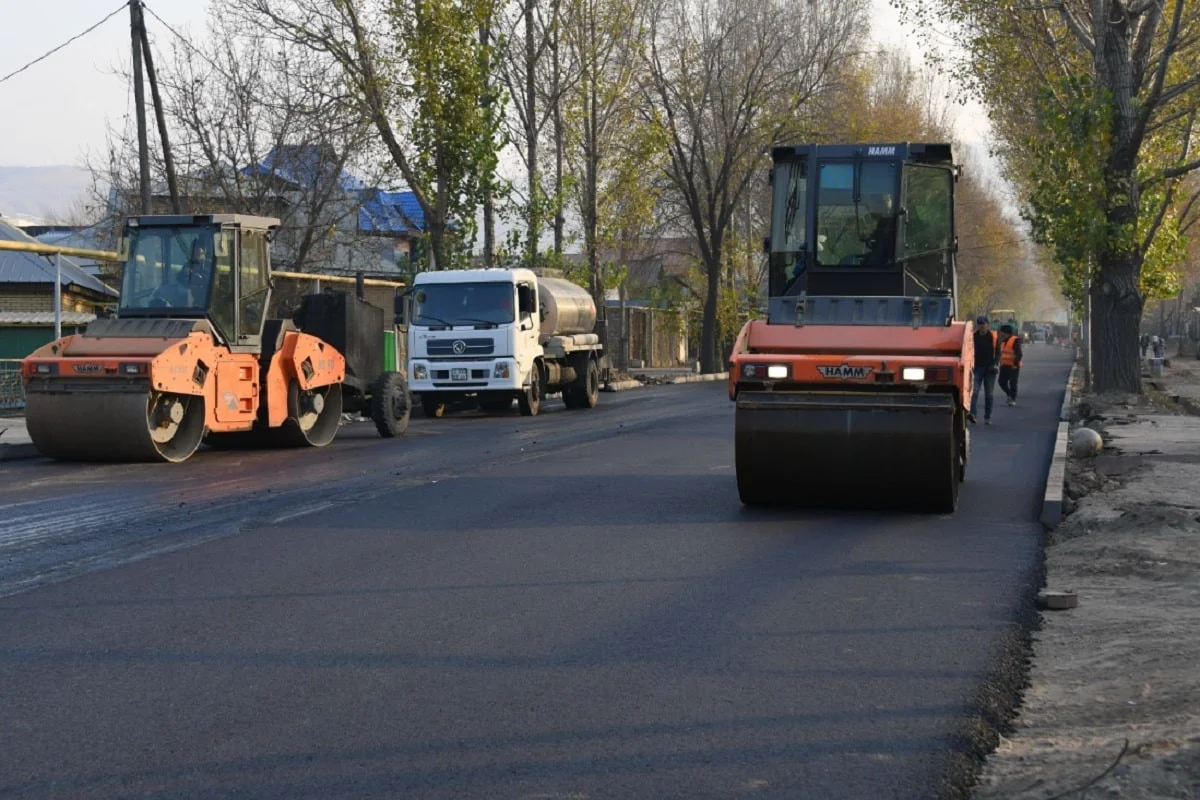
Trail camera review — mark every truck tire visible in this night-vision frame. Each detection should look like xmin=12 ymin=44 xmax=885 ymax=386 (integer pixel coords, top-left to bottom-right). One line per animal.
xmin=421 ymin=395 xmax=445 ymax=418
xmin=579 ymin=358 xmax=600 ymax=408
xmin=518 ymin=363 xmax=541 ymax=416
xmin=371 ymin=372 xmax=411 ymax=437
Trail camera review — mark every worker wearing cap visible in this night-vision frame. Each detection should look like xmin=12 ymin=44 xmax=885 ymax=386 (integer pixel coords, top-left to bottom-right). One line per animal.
xmin=998 ymin=323 xmax=1023 ymax=406
xmin=969 ymin=315 xmax=1000 ymax=425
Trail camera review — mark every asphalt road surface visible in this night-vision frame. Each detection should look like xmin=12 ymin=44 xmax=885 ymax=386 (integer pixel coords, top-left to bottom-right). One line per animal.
xmin=0 ymin=346 xmax=1074 ymax=799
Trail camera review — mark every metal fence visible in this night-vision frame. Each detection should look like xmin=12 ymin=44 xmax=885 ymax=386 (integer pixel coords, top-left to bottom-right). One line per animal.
xmin=0 ymin=359 xmax=24 ymax=412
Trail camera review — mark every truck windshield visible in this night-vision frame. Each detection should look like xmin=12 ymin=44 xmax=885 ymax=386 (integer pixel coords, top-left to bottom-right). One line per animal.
xmin=413 ymin=282 xmax=515 ymax=327
xmin=119 ymin=225 xmax=218 ymax=314
xmin=815 ymin=160 xmax=897 ymax=269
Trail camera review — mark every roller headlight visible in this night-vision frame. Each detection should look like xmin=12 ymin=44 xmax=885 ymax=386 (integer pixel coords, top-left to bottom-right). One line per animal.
xmin=742 ymin=363 xmax=789 ymax=380
xmin=901 ymin=367 xmax=925 ymax=381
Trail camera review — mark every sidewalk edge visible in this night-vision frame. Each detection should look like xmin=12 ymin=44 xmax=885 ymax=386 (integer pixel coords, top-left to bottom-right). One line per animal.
xmin=1041 ymin=356 xmax=1079 ymax=530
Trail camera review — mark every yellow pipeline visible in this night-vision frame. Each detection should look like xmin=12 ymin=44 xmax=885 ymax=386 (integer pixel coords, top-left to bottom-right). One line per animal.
xmin=0 ymin=240 xmax=123 ymax=262
xmin=273 ymin=270 xmax=406 ymax=289
xmin=0 ymin=241 xmax=406 ymax=289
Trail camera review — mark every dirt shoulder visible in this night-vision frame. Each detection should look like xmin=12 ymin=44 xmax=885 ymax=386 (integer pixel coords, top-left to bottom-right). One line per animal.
xmin=971 ymin=361 xmax=1200 ymax=799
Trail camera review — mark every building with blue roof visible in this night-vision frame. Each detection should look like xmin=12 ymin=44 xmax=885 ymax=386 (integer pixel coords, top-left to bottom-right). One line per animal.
xmin=0 ymin=216 xmax=118 ymax=358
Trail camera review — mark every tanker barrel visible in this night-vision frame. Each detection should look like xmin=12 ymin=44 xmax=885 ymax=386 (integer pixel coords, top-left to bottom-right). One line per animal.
xmin=538 ymin=276 xmax=597 ymax=338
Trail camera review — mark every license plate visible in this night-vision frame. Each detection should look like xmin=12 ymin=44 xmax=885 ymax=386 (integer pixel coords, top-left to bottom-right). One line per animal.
xmin=451 ymin=368 xmax=468 ymax=381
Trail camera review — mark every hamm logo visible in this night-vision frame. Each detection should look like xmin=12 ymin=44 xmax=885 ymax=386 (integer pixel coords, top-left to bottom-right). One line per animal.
xmin=72 ymin=363 xmax=102 ymax=374
xmin=817 ymin=364 xmax=873 ymax=380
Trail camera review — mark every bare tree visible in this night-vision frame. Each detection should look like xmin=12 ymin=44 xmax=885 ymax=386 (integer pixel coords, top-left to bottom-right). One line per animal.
xmin=89 ymin=1 xmax=385 ymax=279
xmin=644 ymin=0 xmax=867 ymax=372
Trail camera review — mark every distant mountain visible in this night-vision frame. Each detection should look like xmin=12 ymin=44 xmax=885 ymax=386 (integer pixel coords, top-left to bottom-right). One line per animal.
xmin=0 ymin=166 xmax=95 ymax=226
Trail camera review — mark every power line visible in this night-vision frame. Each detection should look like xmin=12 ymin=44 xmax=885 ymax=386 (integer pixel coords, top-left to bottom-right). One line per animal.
xmin=0 ymin=2 xmax=128 ymax=88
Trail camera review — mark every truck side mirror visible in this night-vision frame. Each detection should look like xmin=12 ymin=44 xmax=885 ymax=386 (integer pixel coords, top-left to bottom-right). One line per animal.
xmin=394 ymin=291 xmax=409 ymax=326
xmin=518 ymin=285 xmax=534 ymax=315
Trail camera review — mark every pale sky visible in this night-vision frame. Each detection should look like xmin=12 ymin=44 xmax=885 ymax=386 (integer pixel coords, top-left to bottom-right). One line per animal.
xmin=0 ymin=0 xmax=990 ymax=169
xmin=0 ymin=0 xmax=210 ymax=167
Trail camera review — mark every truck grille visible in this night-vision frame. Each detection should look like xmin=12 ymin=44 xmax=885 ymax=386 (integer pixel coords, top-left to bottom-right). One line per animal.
xmin=427 ymin=338 xmax=494 ymax=357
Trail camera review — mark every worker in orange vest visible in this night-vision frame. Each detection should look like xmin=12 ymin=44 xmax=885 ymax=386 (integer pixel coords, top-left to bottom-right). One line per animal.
xmin=998 ymin=323 xmax=1024 ymax=407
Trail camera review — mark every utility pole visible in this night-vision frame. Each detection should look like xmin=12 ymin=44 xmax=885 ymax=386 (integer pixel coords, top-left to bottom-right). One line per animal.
xmin=130 ymin=0 xmax=151 ymax=214
xmin=140 ymin=16 xmax=180 ymax=213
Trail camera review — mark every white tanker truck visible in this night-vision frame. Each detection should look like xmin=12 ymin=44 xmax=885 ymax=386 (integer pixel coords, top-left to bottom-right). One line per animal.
xmin=404 ymin=268 xmax=611 ymax=417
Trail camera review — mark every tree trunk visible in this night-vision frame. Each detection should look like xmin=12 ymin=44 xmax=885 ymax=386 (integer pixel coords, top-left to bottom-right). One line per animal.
xmin=551 ymin=0 xmax=565 ymax=258
xmin=1091 ymin=251 xmax=1144 ymax=393
xmin=525 ymin=0 xmax=539 ymax=267
xmin=700 ymin=258 xmax=720 ymax=373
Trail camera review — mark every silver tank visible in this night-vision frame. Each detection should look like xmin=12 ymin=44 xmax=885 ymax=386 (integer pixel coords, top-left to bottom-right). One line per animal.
xmin=538 ymin=276 xmax=596 ymax=337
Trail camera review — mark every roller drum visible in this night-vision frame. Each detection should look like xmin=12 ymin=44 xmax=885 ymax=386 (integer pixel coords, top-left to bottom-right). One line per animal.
xmin=735 ymin=391 xmax=959 ymax=512
xmin=25 ymin=388 xmax=207 ymax=463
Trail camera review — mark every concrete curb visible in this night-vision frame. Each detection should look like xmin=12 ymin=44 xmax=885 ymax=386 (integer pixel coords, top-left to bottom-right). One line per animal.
xmin=669 ymin=372 xmax=728 ymax=384
xmin=1041 ymin=357 xmax=1081 ymax=530
xmin=0 ymin=443 xmax=40 ymax=462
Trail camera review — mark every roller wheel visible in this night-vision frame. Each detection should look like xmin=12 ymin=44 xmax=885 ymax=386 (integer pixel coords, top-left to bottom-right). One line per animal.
xmin=518 ymin=363 xmax=541 ymax=416
xmin=26 ymin=389 xmax=206 ymax=463
xmin=371 ymin=372 xmax=411 ymax=438
xmin=421 ymin=395 xmax=445 ymax=418
xmin=932 ymin=425 xmax=961 ymax=513
xmin=276 ymin=379 xmax=342 ymax=447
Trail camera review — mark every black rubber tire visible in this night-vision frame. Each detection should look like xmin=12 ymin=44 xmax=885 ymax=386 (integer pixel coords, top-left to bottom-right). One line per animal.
xmin=421 ymin=395 xmax=444 ymax=418
xmin=578 ymin=358 xmax=600 ymax=408
xmin=518 ymin=363 xmax=541 ymax=416
xmin=372 ymin=372 xmax=411 ymax=438
xmin=933 ymin=425 xmax=961 ymax=513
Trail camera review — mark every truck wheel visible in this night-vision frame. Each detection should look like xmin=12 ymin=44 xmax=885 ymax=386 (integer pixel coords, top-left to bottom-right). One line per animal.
xmin=518 ymin=364 xmax=541 ymax=416
xmin=372 ymin=372 xmax=411 ymax=437
xmin=421 ymin=395 xmax=445 ymax=418
xmin=579 ymin=358 xmax=600 ymax=408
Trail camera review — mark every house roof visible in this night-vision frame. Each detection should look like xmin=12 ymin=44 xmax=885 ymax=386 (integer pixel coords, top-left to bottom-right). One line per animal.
xmin=0 ymin=218 xmax=118 ymax=297
xmin=241 ymin=144 xmax=365 ymax=193
xmin=0 ymin=311 xmax=96 ymax=325
xmin=359 ymin=190 xmax=426 ymax=235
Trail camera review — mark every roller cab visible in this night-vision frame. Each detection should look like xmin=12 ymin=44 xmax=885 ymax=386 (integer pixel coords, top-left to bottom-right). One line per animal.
xmin=730 ymin=143 xmax=971 ymax=513
xmin=21 ymin=214 xmax=345 ymax=463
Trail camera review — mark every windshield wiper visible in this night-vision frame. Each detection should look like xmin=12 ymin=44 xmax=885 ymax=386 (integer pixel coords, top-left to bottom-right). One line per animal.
xmin=458 ymin=317 xmax=499 ymax=328
xmin=416 ymin=314 xmax=455 ymax=327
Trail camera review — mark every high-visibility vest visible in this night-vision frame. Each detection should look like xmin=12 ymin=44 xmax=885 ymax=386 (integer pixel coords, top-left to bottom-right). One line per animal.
xmin=1000 ymin=336 xmax=1021 ymax=367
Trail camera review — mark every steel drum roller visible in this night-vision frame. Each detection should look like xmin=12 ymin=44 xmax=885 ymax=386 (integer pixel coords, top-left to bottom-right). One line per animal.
xmin=735 ymin=391 xmax=959 ymax=512
xmin=25 ymin=389 xmax=207 ymax=463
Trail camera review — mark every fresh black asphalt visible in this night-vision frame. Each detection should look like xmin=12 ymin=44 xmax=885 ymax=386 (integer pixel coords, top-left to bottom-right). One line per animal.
xmin=0 ymin=345 xmax=1074 ymax=798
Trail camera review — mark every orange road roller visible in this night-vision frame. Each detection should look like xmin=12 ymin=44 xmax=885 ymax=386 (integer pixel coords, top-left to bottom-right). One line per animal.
xmin=21 ymin=214 xmax=346 ymax=463
xmin=728 ymin=143 xmax=974 ymax=512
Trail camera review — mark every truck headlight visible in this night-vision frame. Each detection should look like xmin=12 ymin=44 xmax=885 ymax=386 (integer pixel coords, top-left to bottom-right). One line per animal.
xmin=414 ymin=363 xmax=428 ymax=380
xmin=902 ymin=367 xmax=925 ymax=381
xmin=493 ymin=361 xmax=510 ymax=379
